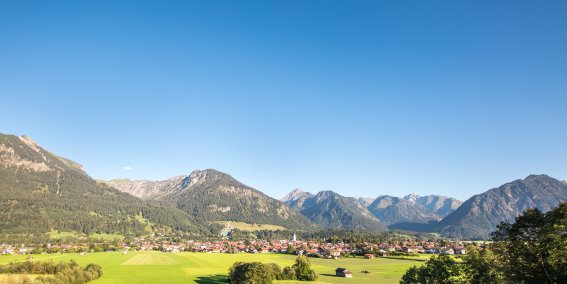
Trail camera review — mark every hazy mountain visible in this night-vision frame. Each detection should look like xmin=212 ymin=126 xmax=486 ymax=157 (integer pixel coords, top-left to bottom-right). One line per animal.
xmin=415 ymin=195 xmax=462 ymax=217
xmin=403 ymin=194 xmax=462 ymax=217
xmin=283 ymin=190 xmax=386 ymax=232
xmin=356 ymin=197 xmax=375 ymax=207
xmin=368 ymin=195 xmax=441 ymax=226
xmin=435 ymin=175 xmax=567 ymax=239
xmin=0 ymin=133 xmax=205 ymax=237
xmin=105 ymin=170 xmax=315 ymax=230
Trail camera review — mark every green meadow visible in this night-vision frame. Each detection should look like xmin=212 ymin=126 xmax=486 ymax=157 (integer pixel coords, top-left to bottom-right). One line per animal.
xmin=0 ymin=251 xmax=422 ymax=283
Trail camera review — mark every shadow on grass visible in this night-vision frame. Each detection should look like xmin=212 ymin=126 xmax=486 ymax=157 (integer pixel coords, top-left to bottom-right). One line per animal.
xmin=195 ymin=274 xmax=229 ymax=284
xmin=321 ymin=273 xmax=340 ymax=277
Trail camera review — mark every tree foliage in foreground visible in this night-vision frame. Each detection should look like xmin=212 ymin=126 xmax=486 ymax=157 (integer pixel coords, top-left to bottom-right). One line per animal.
xmin=228 ymin=255 xmax=317 ymax=284
xmin=400 ymin=255 xmax=465 ymax=284
xmin=400 ymin=202 xmax=567 ymax=284
xmin=492 ymin=202 xmax=567 ymax=283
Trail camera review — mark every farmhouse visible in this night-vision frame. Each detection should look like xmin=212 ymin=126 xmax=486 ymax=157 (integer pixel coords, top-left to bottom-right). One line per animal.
xmin=335 ymin=268 xmax=353 ymax=278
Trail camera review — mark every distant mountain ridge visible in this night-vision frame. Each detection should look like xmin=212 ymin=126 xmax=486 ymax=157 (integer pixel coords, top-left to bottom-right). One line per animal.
xmin=407 ymin=195 xmax=463 ymax=217
xmin=434 ymin=175 xmax=567 ymax=239
xmin=104 ymin=170 xmax=315 ymax=231
xmin=282 ymin=190 xmax=462 ymax=232
xmin=367 ymin=195 xmax=441 ymax=226
xmin=282 ymin=190 xmax=386 ymax=232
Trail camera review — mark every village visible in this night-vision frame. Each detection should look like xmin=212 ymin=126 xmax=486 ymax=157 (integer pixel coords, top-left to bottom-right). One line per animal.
xmin=1 ymin=234 xmax=469 ymax=258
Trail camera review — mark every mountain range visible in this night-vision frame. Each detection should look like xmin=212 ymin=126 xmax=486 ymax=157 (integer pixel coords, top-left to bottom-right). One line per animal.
xmin=103 ymin=171 xmax=314 ymax=231
xmin=1 ymin=132 xmax=566 ymax=240
xmin=281 ymin=189 xmax=386 ymax=232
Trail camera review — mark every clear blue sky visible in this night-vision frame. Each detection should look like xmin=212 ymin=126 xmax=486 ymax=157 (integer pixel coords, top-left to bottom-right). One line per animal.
xmin=1 ymin=1 xmax=566 ymax=201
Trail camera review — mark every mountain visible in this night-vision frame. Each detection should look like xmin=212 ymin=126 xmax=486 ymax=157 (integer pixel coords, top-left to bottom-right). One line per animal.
xmin=415 ymin=195 xmax=462 ymax=217
xmin=281 ymin=189 xmax=315 ymax=211
xmin=356 ymin=197 xmax=375 ymax=207
xmin=0 ymin=134 xmax=205 ymax=237
xmin=403 ymin=194 xmax=462 ymax=217
xmin=283 ymin=190 xmax=386 ymax=232
xmin=105 ymin=170 xmax=315 ymax=231
xmin=403 ymin=193 xmax=419 ymax=204
xmin=367 ymin=196 xmax=441 ymax=226
xmin=435 ymin=175 xmax=567 ymax=239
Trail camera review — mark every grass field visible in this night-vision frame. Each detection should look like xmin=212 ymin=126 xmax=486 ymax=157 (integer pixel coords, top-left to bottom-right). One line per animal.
xmin=0 ymin=252 xmax=421 ymax=283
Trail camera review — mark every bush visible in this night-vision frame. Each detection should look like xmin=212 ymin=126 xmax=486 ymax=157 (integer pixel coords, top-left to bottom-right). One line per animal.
xmin=228 ymin=262 xmax=279 ymax=284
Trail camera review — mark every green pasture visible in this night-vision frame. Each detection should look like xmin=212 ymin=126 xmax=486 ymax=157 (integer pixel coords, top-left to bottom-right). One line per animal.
xmin=0 ymin=251 xmax=422 ymax=283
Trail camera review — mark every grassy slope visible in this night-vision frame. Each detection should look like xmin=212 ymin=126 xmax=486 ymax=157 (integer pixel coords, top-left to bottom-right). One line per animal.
xmin=0 ymin=252 xmax=422 ymax=284
xmin=213 ymin=221 xmax=287 ymax=232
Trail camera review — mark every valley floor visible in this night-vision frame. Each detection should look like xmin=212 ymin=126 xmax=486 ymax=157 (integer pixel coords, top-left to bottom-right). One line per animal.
xmin=0 ymin=251 xmax=423 ymax=283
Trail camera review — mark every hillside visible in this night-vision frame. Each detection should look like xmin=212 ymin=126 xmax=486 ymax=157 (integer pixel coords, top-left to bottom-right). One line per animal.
xmin=435 ymin=175 xmax=567 ymax=239
xmin=105 ymin=170 xmax=315 ymax=231
xmin=367 ymin=195 xmax=441 ymax=226
xmin=0 ymin=134 xmax=206 ymax=237
xmin=283 ymin=190 xmax=386 ymax=232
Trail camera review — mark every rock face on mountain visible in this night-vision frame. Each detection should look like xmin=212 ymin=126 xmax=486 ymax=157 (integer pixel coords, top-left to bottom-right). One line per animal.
xmin=283 ymin=190 xmax=386 ymax=232
xmin=106 ymin=170 xmax=315 ymax=230
xmin=0 ymin=133 xmax=204 ymax=236
xmin=104 ymin=176 xmax=189 ymax=200
xmin=281 ymin=189 xmax=315 ymax=211
xmin=403 ymin=193 xmax=419 ymax=205
xmin=435 ymin=175 xmax=567 ymax=239
xmin=368 ymin=196 xmax=441 ymax=226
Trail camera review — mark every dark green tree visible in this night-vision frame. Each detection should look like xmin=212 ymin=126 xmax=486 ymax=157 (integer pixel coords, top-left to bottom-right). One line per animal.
xmin=292 ymin=255 xmax=318 ymax=281
xmin=286 ymin=244 xmax=296 ymax=255
xmin=462 ymin=245 xmax=503 ymax=284
xmin=492 ymin=203 xmax=567 ymax=283
xmin=400 ymin=255 xmax=465 ymax=284
xmin=228 ymin=262 xmax=282 ymax=284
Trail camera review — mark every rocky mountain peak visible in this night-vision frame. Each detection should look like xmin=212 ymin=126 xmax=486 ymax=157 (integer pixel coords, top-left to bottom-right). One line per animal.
xmin=281 ymin=188 xmax=312 ymax=202
xmin=403 ymin=193 xmax=419 ymax=204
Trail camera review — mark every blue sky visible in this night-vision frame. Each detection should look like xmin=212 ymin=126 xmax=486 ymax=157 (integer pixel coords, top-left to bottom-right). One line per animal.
xmin=1 ymin=1 xmax=566 ymax=200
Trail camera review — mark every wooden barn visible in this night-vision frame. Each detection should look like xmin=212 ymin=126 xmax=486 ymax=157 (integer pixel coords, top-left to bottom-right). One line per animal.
xmin=335 ymin=268 xmax=353 ymax=278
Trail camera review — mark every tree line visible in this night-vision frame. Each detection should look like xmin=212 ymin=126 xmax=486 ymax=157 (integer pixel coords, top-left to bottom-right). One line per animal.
xmin=0 ymin=260 xmax=102 ymax=284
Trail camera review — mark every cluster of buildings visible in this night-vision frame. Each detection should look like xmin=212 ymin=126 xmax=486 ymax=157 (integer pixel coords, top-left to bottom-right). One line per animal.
xmin=0 ymin=244 xmax=33 ymax=255
xmin=134 ymin=237 xmax=468 ymax=257
xmin=1 ymin=238 xmax=468 ymax=257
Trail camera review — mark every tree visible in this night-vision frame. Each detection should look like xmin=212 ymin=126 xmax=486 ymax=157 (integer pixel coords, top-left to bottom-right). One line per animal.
xmin=228 ymin=262 xmax=282 ymax=284
xmin=462 ymin=245 xmax=503 ymax=284
xmin=492 ymin=203 xmax=567 ymax=283
xmin=400 ymin=255 xmax=465 ymax=284
xmin=292 ymin=255 xmax=318 ymax=281
xmin=286 ymin=244 xmax=296 ymax=255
